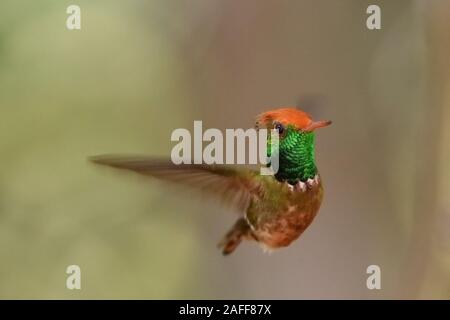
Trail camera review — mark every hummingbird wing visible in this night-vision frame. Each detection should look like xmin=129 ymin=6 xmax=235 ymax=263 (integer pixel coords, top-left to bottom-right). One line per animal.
xmin=89 ymin=154 xmax=261 ymax=213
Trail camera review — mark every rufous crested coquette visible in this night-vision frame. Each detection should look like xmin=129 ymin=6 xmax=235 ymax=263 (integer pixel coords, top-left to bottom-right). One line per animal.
xmin=90 ymin=107 xmax=332 ymax=255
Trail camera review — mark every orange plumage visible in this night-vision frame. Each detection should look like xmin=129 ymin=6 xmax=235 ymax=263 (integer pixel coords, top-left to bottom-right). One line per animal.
xmin=257 ymin=107 xmax=331 ymax=132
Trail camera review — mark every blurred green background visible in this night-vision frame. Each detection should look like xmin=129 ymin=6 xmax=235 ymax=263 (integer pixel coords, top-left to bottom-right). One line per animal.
xmin=0 ymin=0 xmax=449 ymax=299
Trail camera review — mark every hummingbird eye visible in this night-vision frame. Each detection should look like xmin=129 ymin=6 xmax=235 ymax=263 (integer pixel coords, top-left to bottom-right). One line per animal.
xmin=274 ymin=122 xmax=285 ymax=135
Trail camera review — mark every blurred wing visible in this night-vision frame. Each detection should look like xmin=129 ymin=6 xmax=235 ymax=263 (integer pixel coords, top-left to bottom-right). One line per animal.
xmin=90 ymin=154 xmax=260 ymax=213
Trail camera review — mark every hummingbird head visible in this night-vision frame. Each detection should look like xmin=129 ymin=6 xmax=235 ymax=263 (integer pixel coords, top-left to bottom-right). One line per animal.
xmin=256 ymin=107 xmax=332 ymax=184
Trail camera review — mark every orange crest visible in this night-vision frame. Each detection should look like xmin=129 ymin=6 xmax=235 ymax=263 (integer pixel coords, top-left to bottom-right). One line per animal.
xmin=256 ymin=107 xmax=331 ymax=132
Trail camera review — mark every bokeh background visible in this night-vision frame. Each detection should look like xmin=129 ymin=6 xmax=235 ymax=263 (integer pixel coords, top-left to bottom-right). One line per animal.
xmin=0 ymin=0 xmax=449 ymax=299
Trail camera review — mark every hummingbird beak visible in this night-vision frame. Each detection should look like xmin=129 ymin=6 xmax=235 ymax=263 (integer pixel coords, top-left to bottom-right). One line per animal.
xmin=303 ymin=120 xmax=332 ymax=132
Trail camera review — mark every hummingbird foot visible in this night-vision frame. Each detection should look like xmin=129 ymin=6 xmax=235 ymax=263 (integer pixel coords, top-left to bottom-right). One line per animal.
xmin=217 ymin=218 xmax=252 ymax=255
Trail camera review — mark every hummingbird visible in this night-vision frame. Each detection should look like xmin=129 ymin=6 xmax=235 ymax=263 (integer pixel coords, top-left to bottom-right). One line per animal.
xmin=90 ymin=107 xmax=332 ymax=255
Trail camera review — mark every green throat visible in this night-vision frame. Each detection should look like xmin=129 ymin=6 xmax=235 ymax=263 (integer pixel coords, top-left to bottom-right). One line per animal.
xmin=270 ymin=126 xmax=318 ymax=184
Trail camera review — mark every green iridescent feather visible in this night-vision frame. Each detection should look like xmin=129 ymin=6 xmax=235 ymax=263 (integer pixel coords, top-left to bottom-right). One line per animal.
xmin=267 ymin=125 xmax=317 ymax=184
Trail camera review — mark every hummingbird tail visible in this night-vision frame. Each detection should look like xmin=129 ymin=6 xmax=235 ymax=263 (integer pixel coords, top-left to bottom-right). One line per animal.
xmin=218 ymin=218 xmax=252 ymax=255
